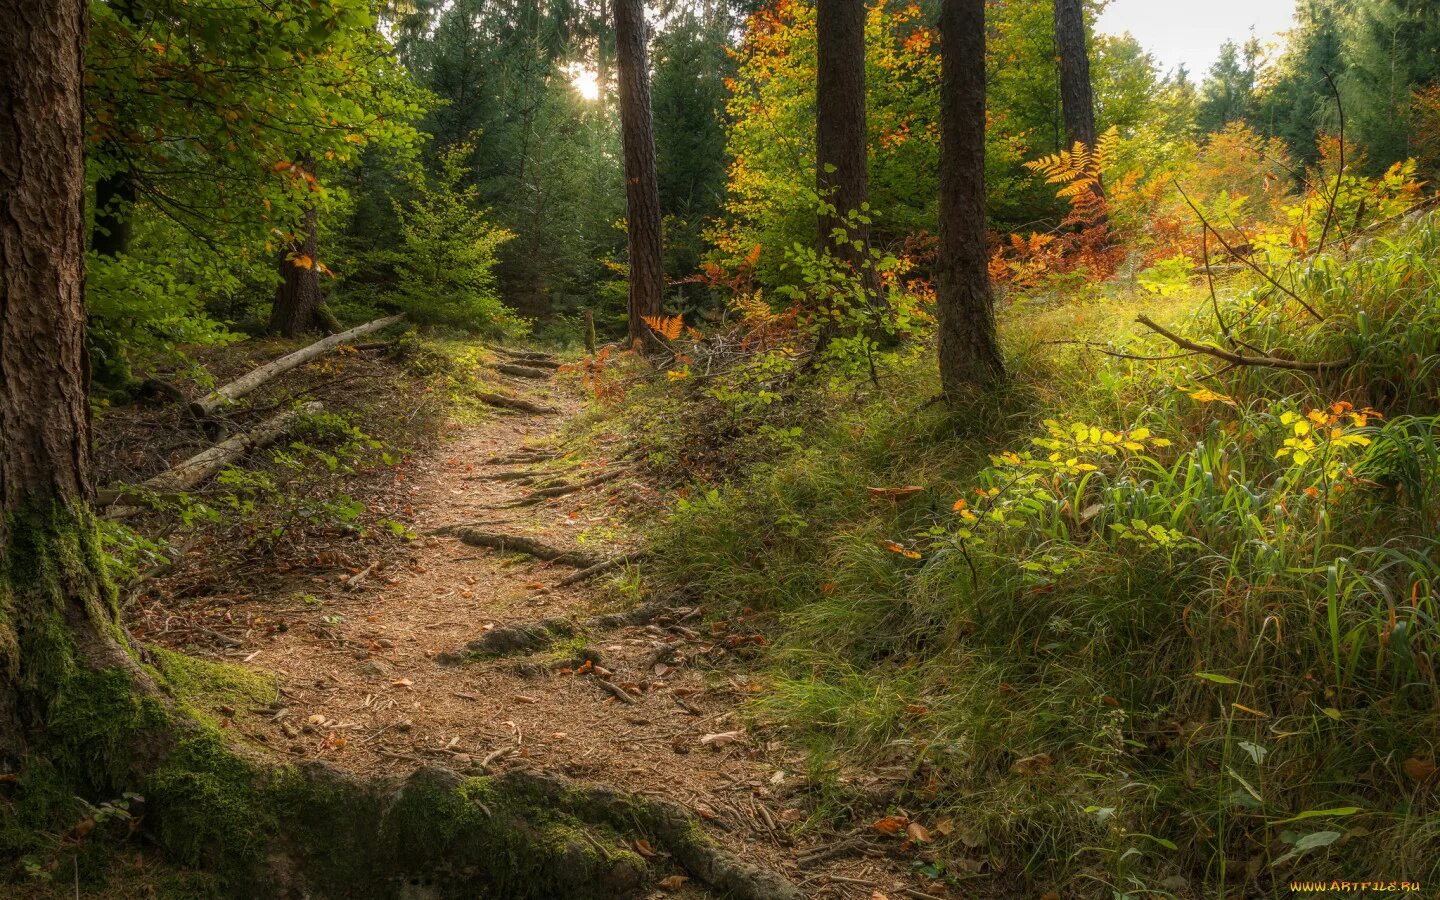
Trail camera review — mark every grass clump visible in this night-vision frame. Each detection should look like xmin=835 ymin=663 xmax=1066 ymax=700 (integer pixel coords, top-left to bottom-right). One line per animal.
xmin=638 ymin=214 xmax=1440 ymax=897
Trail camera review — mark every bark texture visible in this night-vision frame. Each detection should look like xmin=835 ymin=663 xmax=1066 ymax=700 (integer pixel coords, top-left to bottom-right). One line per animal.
xmin=1054 ymin=0 xmax=1098 ymax=151
xmin=267 ymin=157 xmax=324 ymax=337
xmin=937 ymin=0 xmax=1005 ymax=392
xmin=615 ymin=0 xmax=665 ymax=347
xmin=815 ymin=0 xmax=881 ymax=307
xmin=0 ymin=0 xmax=94 ymax=515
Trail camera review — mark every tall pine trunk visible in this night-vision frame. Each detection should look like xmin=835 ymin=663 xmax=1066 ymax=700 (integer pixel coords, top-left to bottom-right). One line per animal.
xmin=1054 ymin=0 xmax=1098 ymax=151
xmin=267 ymin=156 xmax=325 ymax=338
xmin=615 ymin=0 xmax=665 ymax=347
xmin=0 ymin=0 xmax=155 ymax=764
xmin=937 ymin=0 xmax=1005 ymax=393
xmin=815 ymin=0 xmax=881 ymax=316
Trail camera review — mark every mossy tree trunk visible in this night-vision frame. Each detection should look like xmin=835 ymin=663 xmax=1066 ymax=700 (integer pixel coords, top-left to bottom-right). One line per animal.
xmin=0 ymin=0 xmax=160 ymax=766
xmin=937 ymin=0 xmax=1006 ymax=393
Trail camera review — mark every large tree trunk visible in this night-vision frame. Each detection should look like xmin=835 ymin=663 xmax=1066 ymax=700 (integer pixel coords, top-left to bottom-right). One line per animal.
xmin=0 ymin=0 xmax=158 ymax=765
xmin=1054 ymin=0 xmax=1098 ymax=151
xmin=815 ymin=0 xmax=881 ymax=317
xmin=615 ymin=0 xmax=665 ymax=347
xmin=267 ymin=157 xmax=324 ymax=338
xmin=937 ymin=0 xmax=1005 ymax=393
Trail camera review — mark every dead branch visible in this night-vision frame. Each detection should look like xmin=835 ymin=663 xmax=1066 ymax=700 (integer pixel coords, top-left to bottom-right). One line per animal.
xmin=105 ymin=402 xmax=323 ymax=517
xmin=1135 ymin=315 xmax=1349 ymax=372
xmin=1173 ymin=182 xmax=1325 ymax=321
xmin=191 ymin=315 xmax=405 ymax=417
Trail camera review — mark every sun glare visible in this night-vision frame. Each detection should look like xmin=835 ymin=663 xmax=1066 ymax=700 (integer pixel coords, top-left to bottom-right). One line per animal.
xmin=569 ymin=66 xmax=600 ymax=102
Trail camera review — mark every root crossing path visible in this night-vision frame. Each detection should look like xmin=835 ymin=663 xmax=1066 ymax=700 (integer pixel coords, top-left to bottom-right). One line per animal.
xmin=213 ymin=353 xmax=943 ymax=900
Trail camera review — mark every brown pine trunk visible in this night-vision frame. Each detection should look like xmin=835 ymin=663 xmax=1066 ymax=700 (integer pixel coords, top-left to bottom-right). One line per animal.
xmin=815 ymin=0 xmax=881 ymax=313
xmin=0 ymin=0 xmax=155 ymax=765
xmin=1054 ymin=0 xmax=1097 ymax=151
xmin=615 ymin=0 xmax=665 ymax=347
xmin=937 ymin=0 xmax=1005 ymax=393
xmin=268 ymin=157 xmax=324 ymax=338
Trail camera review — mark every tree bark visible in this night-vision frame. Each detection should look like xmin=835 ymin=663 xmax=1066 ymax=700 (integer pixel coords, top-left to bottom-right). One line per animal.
xmin=1054 ymin=0 xmax=1098 ymax=151
xmin=937 ymin=0 xmax=1005 ymax=393
xmin=1 ymin=0 xmax=94 ymax=517
xmin=0 ymin=0 xmax=160 ymax=767
xmin=615 ymin=0 xmax=665 ymax=348
xmin=267 ymin=156 xmax=324 ymax=338
xmin=815 ymin=0 xmax=881 ymax=312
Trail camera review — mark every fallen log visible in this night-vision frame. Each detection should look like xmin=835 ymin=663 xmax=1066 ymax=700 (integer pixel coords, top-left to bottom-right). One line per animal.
xmin=106 ymin=402 xmax=323 ymax=517
xmin=494 ymin=363 xmax=553 ymax=381
xmin=190 ymin=315 xmax=404 ymax=417
xmin=474 ymin=391 xmax=557 ymax=415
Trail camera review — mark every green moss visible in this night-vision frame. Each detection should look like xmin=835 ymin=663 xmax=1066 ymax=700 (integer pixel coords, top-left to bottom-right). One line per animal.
xmin=146 ymin=645 xmax=274 ymax=724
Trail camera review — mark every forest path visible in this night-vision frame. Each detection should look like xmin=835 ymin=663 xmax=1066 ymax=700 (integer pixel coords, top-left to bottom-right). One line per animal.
xmin=216 ymin=353 xmax=923 ymax=899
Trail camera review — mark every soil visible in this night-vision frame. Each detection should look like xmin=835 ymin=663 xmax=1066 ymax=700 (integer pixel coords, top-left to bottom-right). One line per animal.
xmin=117 ymin=343 xmax=964 ymax=900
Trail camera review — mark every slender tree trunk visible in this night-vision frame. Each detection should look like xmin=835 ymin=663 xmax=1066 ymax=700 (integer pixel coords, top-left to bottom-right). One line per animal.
xmin=815 ymin=0 xmax=881 ymax=312
xmin=937 ymin=0 xmax=1005 ymax=393
xmin=267 ymin=158 xmax=324 ymax=338
xmin=1054 ymin=0 xmax=1098 ymax=151
xmin=615 ymin=0 xmax=665 ymax=347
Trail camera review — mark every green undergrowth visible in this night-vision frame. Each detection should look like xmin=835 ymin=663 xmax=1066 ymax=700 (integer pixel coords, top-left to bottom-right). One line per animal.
xmin=636 ymin=215 xmax=1440 ymax=897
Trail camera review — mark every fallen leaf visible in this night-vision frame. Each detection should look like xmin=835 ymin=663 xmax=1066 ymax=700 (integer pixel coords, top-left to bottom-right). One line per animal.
xmin=632 ymin=838 xmax=656 ymax=858
xmin=1011 ymin=752 xmax=1053 ymax=777
xmin=868 ymin=485 xmax=923 ymax=501
xmin=392 ymin=678 xmax=413 ymax=688
xmin=779 ymin=808 xmax=804 ymax=823
xmin=882 ymin=540 xmax=922 ymax=560
xmin=1404 ymin=757 xmax=1437 ymax=783
xmin=1040 ymin=893 xmax=1061 ymax=900
xmin=906 ymin=821 xmax=931 ymax=843
xmin=658 ymin=874 xmax=689 ymax=891
xmin=934 ymin=817 xmax=954 ymax=836
xmin=872 ymin=814 xmax=909 ymax=835
xmin=699 ymin=731 xmax=744 ymax=748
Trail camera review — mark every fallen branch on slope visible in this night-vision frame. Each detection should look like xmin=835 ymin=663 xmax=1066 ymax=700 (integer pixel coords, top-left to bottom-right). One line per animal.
xmin=105 ymin=402 xmax=323 ymax=517
xmin=1135 ymin=315 xmax=1350 ymax=373
xmin=191 ymin=315 xmax=405 ymax=417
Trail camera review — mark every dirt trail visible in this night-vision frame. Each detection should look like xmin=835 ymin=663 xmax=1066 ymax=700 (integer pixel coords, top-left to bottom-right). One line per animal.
xmin=171 ymin=356 xmax=943 ymax=899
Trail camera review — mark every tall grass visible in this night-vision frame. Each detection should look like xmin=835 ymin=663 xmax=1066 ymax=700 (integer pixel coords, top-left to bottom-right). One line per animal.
xmin=640 ymin=214 xmax=1440 ymax=896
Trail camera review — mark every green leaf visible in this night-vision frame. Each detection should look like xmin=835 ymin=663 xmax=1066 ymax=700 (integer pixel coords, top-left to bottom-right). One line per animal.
xmin=1275 ymin=807 xmax=1362 ymax=824
xmin=1194 ymin=672 xmax=1245 ymax=685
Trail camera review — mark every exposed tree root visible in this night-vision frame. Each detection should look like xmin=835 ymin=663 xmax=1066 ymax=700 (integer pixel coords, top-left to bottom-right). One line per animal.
xmin=435 ymin=619 xmax=576 ymax=664
xmin=474 ymin=391 xmax=557 ymax=415
xmin=486 ymin=449 xmax=559 ymax=465
xmin=484 ymin=344 xmax=560 ymax=364
xmin=434 ymin=527 xmax=602 ymax=568
xmin=537 ymin=550 xmax=650 ymax=593
xmin=513 ymin=467 xmax=631 ymax=506
xmin=494 ymin=363 xmax=554 ymax=381
xmin=437 ymin=600 xmax=680 ymax=666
